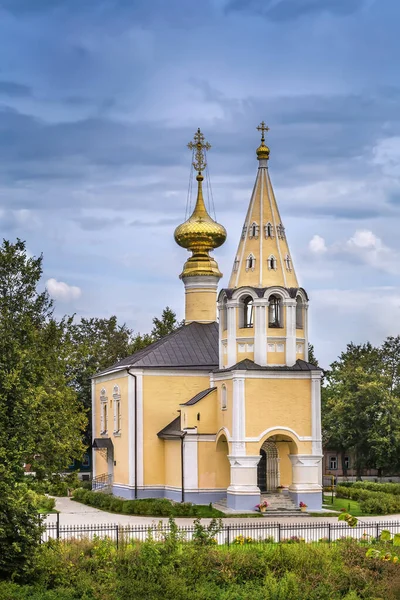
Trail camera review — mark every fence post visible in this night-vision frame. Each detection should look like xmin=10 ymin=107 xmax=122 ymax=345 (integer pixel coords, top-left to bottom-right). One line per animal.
xmin=226 ymin=525 xmax=230 ymax=547
xmin=56 ymin=512 xmax=60 ymax=540
xmin=278 ymin=523 xmax=281 ymax=543
xmin=376 ymin=523 xmax=379 ymax=540
xmin=116 ymin=525 xmax=119 ymax=549
xmin=328 ymin=522 xmax=331 ymax=544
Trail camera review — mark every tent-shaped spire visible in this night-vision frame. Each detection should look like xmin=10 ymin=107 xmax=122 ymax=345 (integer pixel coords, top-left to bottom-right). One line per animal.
xmin=228 ymin=122 xmax=298 ymax=289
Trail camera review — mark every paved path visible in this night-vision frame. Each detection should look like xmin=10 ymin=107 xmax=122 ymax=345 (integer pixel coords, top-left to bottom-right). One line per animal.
xmin=46 ymin=497 xmax=400 ymax=527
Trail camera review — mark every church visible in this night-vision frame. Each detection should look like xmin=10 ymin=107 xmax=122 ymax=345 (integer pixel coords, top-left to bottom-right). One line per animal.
xmin=91 ymin=123 xmax=323 ymax=511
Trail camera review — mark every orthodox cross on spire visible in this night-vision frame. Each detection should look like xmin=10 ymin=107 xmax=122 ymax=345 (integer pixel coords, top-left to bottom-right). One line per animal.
xmin=256 ymin=121 xmax=270 ymax=143
xmin=187 ymin=128 xmax=211 ymax=172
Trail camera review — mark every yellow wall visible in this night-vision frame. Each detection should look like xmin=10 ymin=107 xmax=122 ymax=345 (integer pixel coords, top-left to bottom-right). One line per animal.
xmin=245 ymin=378 xmax=312 ymax=439
xmin=164 ymin=440 xmax=181 ymax=488
xmin=183 ymin=389 xmax=217 ymax=433
xmin=215 ymin=380 xmax=233 ymax=435
xmin=142 ymin=373 xmax=210 ymax=486
xmin=278 ymin=442 xmax=292 ymax=487
xmin=198 ymin=439 xmax=230 ymax=489
xmin=185 ymin=287 xmax=217 ymax=324
xmin=268 ymin=350 xmax=286 ymax=365
xmin=94 ymin=375 xmax=129 ymax=485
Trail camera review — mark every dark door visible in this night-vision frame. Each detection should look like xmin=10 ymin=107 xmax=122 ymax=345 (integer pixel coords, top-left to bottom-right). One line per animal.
xmin=257 ymin=449 xmax=267 ymax=492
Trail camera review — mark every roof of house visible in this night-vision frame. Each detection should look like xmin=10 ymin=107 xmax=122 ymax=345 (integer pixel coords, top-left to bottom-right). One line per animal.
xmin=180 ymin=387 xmax=217 ymax=406
xmin=214 ymin=358 xmax=322 ymax=373
xmin=96 ymin=321 xmax=219 ymax=376
xmin=157 ymin=416 xmax=184 ymax=439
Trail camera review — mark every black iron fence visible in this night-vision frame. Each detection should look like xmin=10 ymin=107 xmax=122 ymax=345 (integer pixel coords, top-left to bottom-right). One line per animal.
xmin=43 ymin=517 xmax=400 ymax=548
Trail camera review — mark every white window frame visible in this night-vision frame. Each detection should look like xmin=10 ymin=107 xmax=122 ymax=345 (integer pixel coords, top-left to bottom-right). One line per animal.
xmin=245 ymin=254 xmax=256 ymax=271
xmin=113 ymin=385 xmax=121 ymax=434
xmin=265 ymin=222 xmax=274 ymax=238
xmin=241 ymin=225 xmax=247 ymax=239
xmin=100 ymin=388 xmax=108 ymax=435
xmin=285 ymin=255 xmax=292 ymax=271
xmin=248 ymin=222 xmax=259 ymax=239
xmin=267 ymin=255 xmax=277 ymax=270
xmin=221 ymin=384 xmax=227 ymax=410
xmin=276 ymin=224 xmax=285 ymax=239
xmin=233 ymin=257 xmax=239 ymax=272
xmin=329 ymin=456 xmax=337 ymax=470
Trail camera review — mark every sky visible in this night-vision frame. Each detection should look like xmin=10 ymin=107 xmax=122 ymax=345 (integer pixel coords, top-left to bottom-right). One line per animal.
xmin=1 ymin=0 xmax=400 ymax=367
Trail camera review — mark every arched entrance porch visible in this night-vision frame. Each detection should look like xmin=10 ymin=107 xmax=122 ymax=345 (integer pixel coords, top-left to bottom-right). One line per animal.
xmin=257 ymin=440 xmax=279 ymax=492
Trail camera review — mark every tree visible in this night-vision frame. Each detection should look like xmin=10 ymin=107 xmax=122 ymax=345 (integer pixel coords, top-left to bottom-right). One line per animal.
xmin=308 ymin=343 xmax=319 ymax=368
xmin=322 ymin=341 xmax=400 ymax=477
xmin=151 ymin=306 xmax=183 ymax=340
xmin=0 ymin=240 xmax=86 ymax=576
xmin=0 ymin=240 xmax=86 ymax=480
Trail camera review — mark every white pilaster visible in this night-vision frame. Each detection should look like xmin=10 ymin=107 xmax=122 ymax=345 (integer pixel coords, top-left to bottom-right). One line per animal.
xmin=304 ymin=304 xmax=309 ymax=361
xmin=226 ymin=300 xmax=238 ymax=367
xmin=231 ymin=376 xmax=246 ymax=455
xmin=311 ymin=371 xmax=322 ymax=456
xmin=227 ymin=455 xmax=261 ymax=496
xmin=218 ymin=301 xmax=224 ymax=369
xmin=91 ymin=379 xmax=96 ymax=479
xmin=183 ymin=429 xmax=198 ymax=490
xmin=284 ymin=299 xmax=296 ymax=366
xmin=254 ymin=299 xmax=267 ymax=366
xmin=136 ymin=372 xmax=144 ymax=487
xmin=128 ymin=373 xmax=135 ymax=487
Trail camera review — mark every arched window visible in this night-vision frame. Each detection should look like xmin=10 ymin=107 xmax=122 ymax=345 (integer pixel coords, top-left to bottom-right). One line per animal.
xmin=296 ymin=296 xmax=303 ymax=329
xmin=245 ymin=254 xmax=256 ymax=271
xmin=265 ymin=222 xmax=274 ymax=238
xmin=241 ymin=225 xmax=247 ymax=239
xmin=100 ymin=389 xmax=108 ymax=434
xmin=268 ymin=295 xmax=282 ymax=328
xmin=285 ymin=255 xmax=292 ymax=271
xmin=221 ymin=297 xmax=228 ymax=331
xmin=243 ymin=296 xmax=254 ymax=328
xmin=249 ymin=222 xmax=259 ymax=239
xmin=268 ymin=255 xmax=277 ymax=270
xmin=276 ymin=224 xmax=285 ymax=239
xmin=113 ymin=385 xmax=121 ymax=434
xmin=233 ymin=256 xmax=239 ymax=272
xmin=221 ymin=384 xmax=227 ymax=410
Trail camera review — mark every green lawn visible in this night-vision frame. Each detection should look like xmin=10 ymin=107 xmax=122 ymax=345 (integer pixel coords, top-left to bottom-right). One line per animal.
xmin=322 ymin=495 xmax=375 ymax=516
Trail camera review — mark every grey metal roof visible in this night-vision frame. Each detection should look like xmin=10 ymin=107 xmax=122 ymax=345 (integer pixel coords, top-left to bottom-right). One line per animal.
xmin=157 ymin=416 xmax=183 ymax=439
xmin=97 ymin=321 xmax=219 ymax=375
xmin=180 ymin=387 xmax=216 ymax=406
xmin=214 ymin=358 xmax=322 ymax=373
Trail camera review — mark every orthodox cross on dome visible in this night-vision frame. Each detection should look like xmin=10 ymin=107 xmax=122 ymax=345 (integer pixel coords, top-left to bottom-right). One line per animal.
xmin=187 ymin=128 xmax=211 ymax=173
xmin=257 ymin=121 xmax=270 ymax=143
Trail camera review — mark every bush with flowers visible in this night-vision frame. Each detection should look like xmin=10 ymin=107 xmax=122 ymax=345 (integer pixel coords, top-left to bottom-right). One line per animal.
xmin=299 ymin=501 xmax=307 ymax=508
xmin=255 ymin=500 xmax=269 ymax=512
xmin=233 ymin=535 xmax=253 ymax=545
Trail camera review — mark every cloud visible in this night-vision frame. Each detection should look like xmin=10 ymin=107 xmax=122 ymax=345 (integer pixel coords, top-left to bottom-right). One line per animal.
xmin=309 ymin=235 xmax=327 ymax=254
xmin=46 ymin=278 xmax=82 ymax=302
xmin=225 ymin=0 xmax=367 ymax=21
xmin=0 ymin=81 xmax=31 ymax=97
xmin=307 ymin=229 xmax=400 ymax=274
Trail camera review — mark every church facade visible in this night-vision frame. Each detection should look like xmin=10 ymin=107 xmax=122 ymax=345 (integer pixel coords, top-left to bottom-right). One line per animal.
xmin=92 ymin=124 xmax=323 ymax=510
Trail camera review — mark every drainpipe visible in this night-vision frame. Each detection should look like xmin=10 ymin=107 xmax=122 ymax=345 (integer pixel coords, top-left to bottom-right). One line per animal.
xmin=126 ymin=369 xmax=138 ymax=499
xmin=181 ymin=431 xmax=187 ymax=503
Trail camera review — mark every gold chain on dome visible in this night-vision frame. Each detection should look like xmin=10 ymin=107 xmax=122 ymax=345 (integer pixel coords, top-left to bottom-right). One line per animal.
xmin=187 ymin=128 xmax=211 ymax=172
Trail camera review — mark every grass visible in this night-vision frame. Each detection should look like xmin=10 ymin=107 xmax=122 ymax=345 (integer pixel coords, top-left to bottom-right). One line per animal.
xmin=37 ymin=507 xmax=58 ymax=514
xmin=322 ymin=495 xmax=377 ymax=516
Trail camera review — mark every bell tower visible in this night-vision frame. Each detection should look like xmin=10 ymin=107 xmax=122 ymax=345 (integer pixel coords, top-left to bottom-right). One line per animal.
xmin=175 ymin=129 xmax=226 ymax=324
xmin=218 ymin=123 xmax=309 ymax=368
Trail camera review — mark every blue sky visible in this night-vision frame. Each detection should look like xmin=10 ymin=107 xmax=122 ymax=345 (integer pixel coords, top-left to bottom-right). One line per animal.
xmin=1 ymin=0 xmax=400 ymax=367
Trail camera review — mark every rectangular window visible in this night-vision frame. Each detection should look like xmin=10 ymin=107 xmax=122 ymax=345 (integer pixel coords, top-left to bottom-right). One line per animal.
xmin=329 ymin=456 xmax=337 ymax=470
xmin=101 ymin=401 xmax=108 ymax=434
xmin=113 ymin=395 xmax=121 ymax=434
xmin=344 ymin=456 xmax=350 ymax=469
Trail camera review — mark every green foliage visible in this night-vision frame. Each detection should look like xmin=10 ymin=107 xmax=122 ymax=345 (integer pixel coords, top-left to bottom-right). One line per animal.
xmin=336 ymin=484 xmax=400 ymax=515
xmin=2 ymin=539 xmax=400 ymax=599
xmin=322 ymin=339 xmax=400 ymax=476
xmin=72 ymin=489 xmax=224 ymax=517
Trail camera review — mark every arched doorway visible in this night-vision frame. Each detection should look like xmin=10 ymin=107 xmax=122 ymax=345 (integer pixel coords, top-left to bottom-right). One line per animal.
xmin=257 ymin=440 xmax=279 ymax=492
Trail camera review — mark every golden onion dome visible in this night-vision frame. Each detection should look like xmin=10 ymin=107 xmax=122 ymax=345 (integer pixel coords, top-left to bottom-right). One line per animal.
xmin=174 ymin=173 xmax=227 ymax=252
xmin=256 ymin=142 xmax=270 ymax=161
xmin=256 ymin=120 xmax=270 ymax=161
